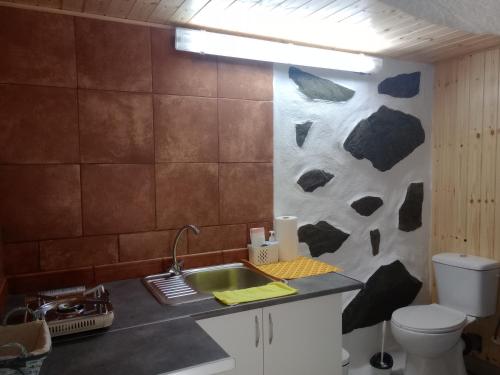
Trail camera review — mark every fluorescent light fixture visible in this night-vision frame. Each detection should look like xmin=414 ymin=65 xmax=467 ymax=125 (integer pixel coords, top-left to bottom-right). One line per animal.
xmin=175 ymin=27 xmax=382 ymax=74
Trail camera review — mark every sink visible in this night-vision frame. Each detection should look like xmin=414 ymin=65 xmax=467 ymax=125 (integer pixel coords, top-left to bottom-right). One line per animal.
xmin=184 ymin=265 xmax=273 ymax=293
xmin=143 ymin=263 xmax=276 ymax=305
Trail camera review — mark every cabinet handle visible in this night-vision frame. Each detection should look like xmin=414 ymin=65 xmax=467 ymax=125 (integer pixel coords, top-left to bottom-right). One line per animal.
xmin=255 ymin=315 xmax=260 ymax=347
xmin=268 ymin=313 xmax=273 ymax=345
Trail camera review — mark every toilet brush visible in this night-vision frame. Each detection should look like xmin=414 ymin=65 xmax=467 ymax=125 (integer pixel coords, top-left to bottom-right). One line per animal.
xmin=369 ymin=321 xmax=393 ymax=374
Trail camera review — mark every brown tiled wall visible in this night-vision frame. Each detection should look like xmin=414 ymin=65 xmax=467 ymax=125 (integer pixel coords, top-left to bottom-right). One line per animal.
xmin=0 ymin=7 xmax=273 ymax=293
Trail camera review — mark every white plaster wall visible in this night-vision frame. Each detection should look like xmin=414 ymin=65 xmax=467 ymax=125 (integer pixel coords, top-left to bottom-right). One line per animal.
xmin=273 ymin=58 xmax=434 ymax=308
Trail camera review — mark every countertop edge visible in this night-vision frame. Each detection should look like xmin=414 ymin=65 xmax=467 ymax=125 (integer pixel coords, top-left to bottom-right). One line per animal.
xmin=161 ymin=357 xmax=235 ymax=375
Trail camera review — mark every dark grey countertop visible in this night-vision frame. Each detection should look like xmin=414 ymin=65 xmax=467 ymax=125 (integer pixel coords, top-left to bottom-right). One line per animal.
xmin=30 ymin=271 xmax=362 ymax=374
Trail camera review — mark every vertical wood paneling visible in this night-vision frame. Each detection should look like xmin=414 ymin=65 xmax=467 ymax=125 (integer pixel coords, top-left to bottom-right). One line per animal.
xmin=432 ymin=48 xmax=500 ymax=367
xmin=431 ymin=63 xmax=445 ymax=253
xmin=480 ymin=49 xmax=499 ymax=258
xmin=455 ymin=55 xmax=471 ymax=251
xmin=466 ymin=52 xmax=485 ymax=255
xmin=444 ymin=60 xmax=458 ymax=249
xmin=430 ymin=62 xmax=445 ymax=300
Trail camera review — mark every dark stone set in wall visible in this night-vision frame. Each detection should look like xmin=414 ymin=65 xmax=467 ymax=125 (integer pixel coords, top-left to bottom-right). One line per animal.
xmin=342 ymin=260 xmax=422 ymax=334
xmin=290 ymin=67 xmax=425 ymax=257
xmin=343 ymin=106 xmax=425 ymax=172
xmin=295 ymin=121 xmax=313 ymax=147
xmin=289 ymin=67 xmax=355 ymax=102
xmin=399 ymin=183 xmax=424 ymax=232
xmin=297 ymin=169 xmax=334 ymax=192
xmin=351 ymin=196 xmax=383 ymax=216
xmin=378 ymin=72 xmax=421 ymax=99
xmin=289 ymin=67 xmax=425 ymax=332
xmin=298 ymin=221 xmax=349 ymax=257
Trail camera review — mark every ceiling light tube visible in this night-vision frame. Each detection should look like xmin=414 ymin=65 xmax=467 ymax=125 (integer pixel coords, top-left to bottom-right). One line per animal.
xmin=175 ymin=27 xmax=382 ymax=74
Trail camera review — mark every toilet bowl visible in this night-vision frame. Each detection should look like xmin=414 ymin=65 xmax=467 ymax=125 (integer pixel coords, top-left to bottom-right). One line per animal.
xmin=391 ymin=304 xmax=470 ymax=375
xmin=391 ymin=253 xmax=499 ymax=375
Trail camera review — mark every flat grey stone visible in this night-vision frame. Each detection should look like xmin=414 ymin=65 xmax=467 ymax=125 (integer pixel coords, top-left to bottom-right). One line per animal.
xmin=289 ymin=67 xmax=355 ymax=102
xmin=296 ymin=121 xmax=313 ymax=147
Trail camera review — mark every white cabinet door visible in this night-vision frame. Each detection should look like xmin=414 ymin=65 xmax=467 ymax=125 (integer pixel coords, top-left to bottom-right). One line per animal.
xmin=262 ymin=294 xmax=342 ymax=375
xmin=197 ymin=309 xmax=264 ymax=375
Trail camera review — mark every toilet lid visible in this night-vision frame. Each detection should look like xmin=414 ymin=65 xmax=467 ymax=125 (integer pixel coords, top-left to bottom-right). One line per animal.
xmin=392 ymin=304 xmax=467 ymax=333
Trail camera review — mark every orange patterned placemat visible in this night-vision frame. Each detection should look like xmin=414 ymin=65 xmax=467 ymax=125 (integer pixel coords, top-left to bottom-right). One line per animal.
xmin=256 ymin=256 xmax=342 ymax=280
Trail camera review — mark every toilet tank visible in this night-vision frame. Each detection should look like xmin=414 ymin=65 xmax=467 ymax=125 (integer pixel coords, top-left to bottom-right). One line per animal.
xmin=433 ymin=253 xmax=500 ymax=317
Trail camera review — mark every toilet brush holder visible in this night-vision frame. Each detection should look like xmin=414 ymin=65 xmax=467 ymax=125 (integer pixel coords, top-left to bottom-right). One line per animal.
xmin=369 ymin=352 xmax=393 ymax=374
xmin=369 ymin=320 xmax=393 ymax=374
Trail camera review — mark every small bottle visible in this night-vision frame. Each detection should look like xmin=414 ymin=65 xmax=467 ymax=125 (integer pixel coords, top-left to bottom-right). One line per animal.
xmin=268 ymin=230 xmax=276 ymax=242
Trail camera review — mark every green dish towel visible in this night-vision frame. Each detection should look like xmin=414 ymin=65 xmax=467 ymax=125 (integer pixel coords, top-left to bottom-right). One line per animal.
xmin=213 ymin=282 xmax=297 ymax=305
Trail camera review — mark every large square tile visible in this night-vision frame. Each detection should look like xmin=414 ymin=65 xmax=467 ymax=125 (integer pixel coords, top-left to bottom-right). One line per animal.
xmin=218 ymin=59 xmax=273 ymax=100
xmin=79 ymin=90 xmax=154 ymax=163
xmin=187 ymin=224 xmax=247 ymax=253
xmin=0 ymin=84 xmax=79 ymax=164
xmin=219 ymin=99 xmax=273 ymax=162
xmin=3 ymin=242 xmax=39 ymax=275
xmin=178 ymin=251 xmax=224 ymax=269
xmin=40 ymin=235 xmax=118 ymax=271
xmin=81 ymin=164 xmax=155 ymax=235
xmin=0 ymin=165 xmax=82 ymax=242
xmin=154 ymin=95 xmax=218 ymax=162
xmin=75 ymin=18 xmax=152 ymax=92
xmin=151 ymin=28 xmax=217 ymax=97
xmin=94 ymin=259 xmax=164 ymax=284
xmin=8 ymin=267 xmax=94 ymax=294
xmin=0 ymin=7 xmax=76 ymax=87
xmin=156 ymin=163 xmax=219 ymax=229
xmin=119 ymin=230 xmax=187 ymax=262
xmin=222 ymin=248 xmax=249 ymax=263
xmin=219 ymin=163 xmax=273 ymax=224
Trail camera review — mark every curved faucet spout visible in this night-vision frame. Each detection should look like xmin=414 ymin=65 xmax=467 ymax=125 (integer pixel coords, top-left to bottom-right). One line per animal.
xmin=169 ymin=224 xmax=200 ymax=275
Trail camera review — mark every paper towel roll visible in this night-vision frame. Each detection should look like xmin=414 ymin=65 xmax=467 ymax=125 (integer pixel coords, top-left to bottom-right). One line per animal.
xmin=275 ymin=216 xmax=299 ymax=261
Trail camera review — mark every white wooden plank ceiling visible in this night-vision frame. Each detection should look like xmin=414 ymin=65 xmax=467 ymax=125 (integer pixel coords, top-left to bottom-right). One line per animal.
xmin=2 ymin=0 xmax=500 ymax=63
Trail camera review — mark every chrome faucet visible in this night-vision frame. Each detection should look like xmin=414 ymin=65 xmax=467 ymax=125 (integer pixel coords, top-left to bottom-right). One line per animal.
xmin=168 ymin=224 xmax=200 ymax=275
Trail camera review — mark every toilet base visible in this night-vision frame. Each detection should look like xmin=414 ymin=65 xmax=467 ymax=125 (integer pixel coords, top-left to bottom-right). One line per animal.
xmin=403 ymin=341 xmax=466 ymax=375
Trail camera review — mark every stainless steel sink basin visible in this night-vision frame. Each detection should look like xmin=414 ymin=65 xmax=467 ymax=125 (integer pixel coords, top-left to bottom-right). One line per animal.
xmin=143 ymin=263 xmax=276 ymax=305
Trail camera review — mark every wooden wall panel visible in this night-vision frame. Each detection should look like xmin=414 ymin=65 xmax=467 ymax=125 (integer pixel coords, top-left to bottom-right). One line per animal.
xmin=433 ymin=49 xmax=500 ymax=366
xmin=466 ymin=52 xmax=485 ymax=257
xmin=455 ymin=56 xmax=471 ymax=251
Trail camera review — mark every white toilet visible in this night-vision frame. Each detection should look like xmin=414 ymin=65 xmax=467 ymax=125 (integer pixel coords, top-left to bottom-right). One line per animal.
xmin=391 ymin=252 xmax=500 ymax=375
